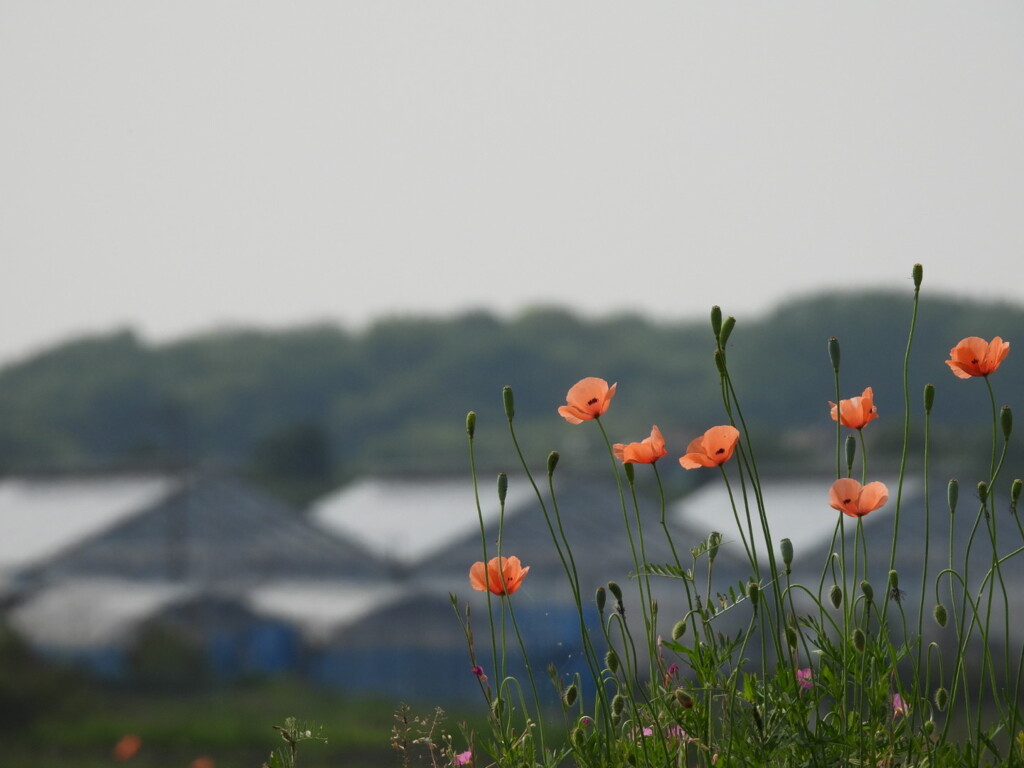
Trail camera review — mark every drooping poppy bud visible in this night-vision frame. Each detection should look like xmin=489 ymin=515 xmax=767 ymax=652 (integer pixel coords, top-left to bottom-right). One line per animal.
xmin=935 ymin=687 xmax=948 ymax=711
xmin=830 ymin=584 xmax=843 ymax=609
xmin=606 ymin=650 xmax=620 ymax=674
xmin=852 ymin=628 xmax=866 ymax=653
xmin=672 ymin=620 xmax=687 ymax=640
xmin=933 ymin=603 xmax=948 ymax=627
xmin=547 ymin=451 xmax=559 ymax=476
xmin=1011 ymin=479 xmax=1022 ymax=511
xmin=595 ymin=586 xmax=606 ymax=614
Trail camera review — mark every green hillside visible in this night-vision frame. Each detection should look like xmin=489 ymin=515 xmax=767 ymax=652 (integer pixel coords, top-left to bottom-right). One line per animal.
xmin=2 ymin=290 xmax=1022 ymax=501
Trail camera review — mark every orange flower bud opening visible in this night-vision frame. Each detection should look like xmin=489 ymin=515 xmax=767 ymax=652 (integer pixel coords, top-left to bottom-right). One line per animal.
xmin=829 ymin=387 xmax=879 ymax=430
xmin=613 ymin=425 xmax=668 ymax=464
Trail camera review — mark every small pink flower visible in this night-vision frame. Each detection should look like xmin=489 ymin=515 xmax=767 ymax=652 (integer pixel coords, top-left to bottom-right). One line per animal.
xmin=796 ymin=668 xmax=813 ymax=691
xmin=666 ymin=725 xmax=687 ymax=741
xmin=471 ymin=665 xmax=487 ymax=682
xmin=454 ymin=750 xmax=473 ymax=766
xmin=667 ymin=663 xmax=679 ymax=677
xmin=892 ymin=693 xmax=909 ymax=718
xmin=579 ymin=716 xmax=593 ymax=729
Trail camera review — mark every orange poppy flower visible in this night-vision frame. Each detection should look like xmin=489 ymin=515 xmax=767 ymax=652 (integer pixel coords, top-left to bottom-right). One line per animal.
xmin=829 ymin=387 xmax=879 ymax=430
xmin=678 ymin=426 xmax=740 ymax=469
xmin=829 ymin=478 xmax=889 ymax=518
xmin=113 ymin=734 xmax=142 ymax=762
xmin=613 ymin=425 xmax=668 ymax=464
xmin=558 ymin=377 xmax=617 ymax=424
xmin=946 ymin=336 xmax=1010 ymax=379
xmin=469 ymin=556 xmax=530 ymax=596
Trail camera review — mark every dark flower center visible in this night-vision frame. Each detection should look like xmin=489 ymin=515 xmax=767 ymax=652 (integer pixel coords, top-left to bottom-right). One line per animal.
xmin=587 ymin=397 xmax=599 ymax=406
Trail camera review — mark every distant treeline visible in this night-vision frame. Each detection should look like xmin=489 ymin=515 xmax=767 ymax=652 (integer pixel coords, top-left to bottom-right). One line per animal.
xmin=1 ymin=290 xmax=1022 ymax=501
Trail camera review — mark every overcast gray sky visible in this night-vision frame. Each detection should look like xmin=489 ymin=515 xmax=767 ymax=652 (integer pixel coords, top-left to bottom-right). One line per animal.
xmin=2 ymin=2 xmax=1022 ymax=366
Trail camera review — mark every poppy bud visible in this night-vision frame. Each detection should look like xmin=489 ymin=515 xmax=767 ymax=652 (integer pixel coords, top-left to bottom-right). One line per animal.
xmin=607 ymin=582 xmax=623 ymax=602
xmin=924 ymin=719 xmax=935 ymax=736
xmin=852 ymin=627 xmax=866 ymax=653
xmin=977 ymin=481 xmax=988 ymax=504
xmin=828 ymin=337 xmax=841 ymax=373
xmin=719 ymin=316 xmax=736 ymax=347
xmin=547 ymin=451 xmax=559 ymax=476
xmin=675 ymin=689 xmax=693 ymax=708
xmin=888 ymin=569 xmax=899 ymax=591
xmin=606 ymin=650 xmax=620 ymax=674
xmin=913 ymin=263 xmax=923 ymax=290
xmin=611 ymin=693 xmax=626 ymax=715
xmin=923 ymin=384 xmax=935 ymax=415
xmin=935 ymin=687 xmax=949 ymax=711
xmin=829 ymin=584 xmax=843 ymax=609
xmin=497 ymin=473 xmax=508 ymax=504
xmin=785 ymin=625 xmax=798 ymax=649
xmin=563 ymin=683 xmax=578 ymax=708
xmin=502 ymin=386 xmax=514 ymax=420
xmin=845 ymin=435 xmax=856 ymax=475
xmin=747 ymin=581 xmax=760 ymax=610
xmin=708 ymin=531 xmax=722 ymax=563
xmin=711 ymin=305 xmax=723 ymax=342
xmin=571 ymin=726 xmax=586 ymax=747
xmin=595 ymin=586 xmax=606 ymax=614
xmin=714 ymin=349 xmax=727 ymax=376
xmin=933 ymin=603 xmax=948 ymax=627
xmin=861 ymin=580 xmax=874 ymax=604
xmin=624 ymin=463 xmax=635 ymax=485
xmin=466 ymin=411 xmax=477 ymax=438
xmin=780 ymin=538 xmax=794 ymax=569
xmin=1002 ymin=405 xmax=1013 ymax=440
xmin=1012 ymin=479 xmax=1022 ymax=511
xmin=948 ymin=478 xmax=959 ymax=514
xmin=672 ymin=620 xmax=687 ymax=640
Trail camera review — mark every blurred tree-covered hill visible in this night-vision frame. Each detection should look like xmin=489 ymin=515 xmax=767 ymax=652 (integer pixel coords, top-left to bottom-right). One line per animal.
xmin=2 ymin=289 xmax=1023 ymax=502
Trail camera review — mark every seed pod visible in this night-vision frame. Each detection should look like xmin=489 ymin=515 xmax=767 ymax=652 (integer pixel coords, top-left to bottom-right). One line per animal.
xmin=830 ymin=584 xmax=843 ymax=609
xmin=714 ymin=349 xmax=727 ymax=376
xmin=933 ymin=603 xmax=948 ymax=627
